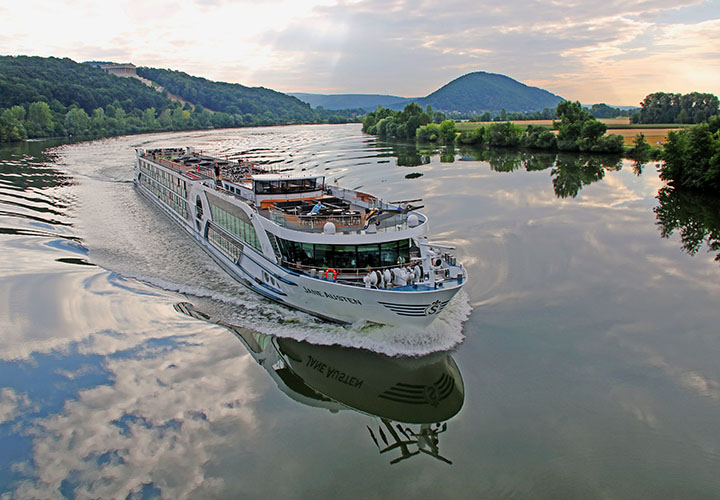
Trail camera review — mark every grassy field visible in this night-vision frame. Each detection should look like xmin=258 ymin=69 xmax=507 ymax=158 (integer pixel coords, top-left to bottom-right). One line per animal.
xmin=455 ymin=117 xmax=692 ymax=146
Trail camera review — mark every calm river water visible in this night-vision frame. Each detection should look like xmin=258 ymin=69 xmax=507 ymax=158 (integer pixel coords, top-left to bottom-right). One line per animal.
xmin=1 ymin=124 xmax=719 ymax=499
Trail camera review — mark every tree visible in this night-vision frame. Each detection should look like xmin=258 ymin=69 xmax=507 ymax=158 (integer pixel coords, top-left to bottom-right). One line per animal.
xmin=26 ymin=101 xmax=54 ymax=137
xmin=660 ymin=116 xmax=720 ymax=192
xmin=91 ymin=108 xmax=107 ymax=133
xmin=438 ymin=120 xmax=457 ymax=143
xmin=64 ymin=107 xmax=90 ymax=135
xmin=0 ymin=106 xmax=28 ymax=141
xmin=416 ymin=123 xmax=440 ymax=142
xmin=486 ymin=122 xmax=523 ymax=147
xmin=637 ymin=91 xmax=719 ymax=124
xmin=521 ymin=124 xmax=557 ymax=149
xmin=457 ymin=126 xmax=485 ymax=145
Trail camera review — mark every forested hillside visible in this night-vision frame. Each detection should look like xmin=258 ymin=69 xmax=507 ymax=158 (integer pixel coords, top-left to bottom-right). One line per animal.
xmin=136 ymin=67 xmax=350 ymax=123
xmin=0 ymin=56 xmax=169 ymax=114
xmin=0 ymin=55 xmax=357 ymax=143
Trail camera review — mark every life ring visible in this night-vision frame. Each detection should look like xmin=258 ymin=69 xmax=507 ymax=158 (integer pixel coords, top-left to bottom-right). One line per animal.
xmin=324 ymin=268 xmax=338 ymax=280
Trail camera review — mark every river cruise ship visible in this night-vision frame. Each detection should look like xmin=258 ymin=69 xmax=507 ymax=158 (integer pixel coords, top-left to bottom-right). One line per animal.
xmin=134 ymin=147 xmax=466 ymax=327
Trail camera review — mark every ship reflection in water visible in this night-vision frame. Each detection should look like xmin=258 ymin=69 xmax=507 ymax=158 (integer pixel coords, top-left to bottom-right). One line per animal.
xmin=174 ymin=302 xmax=465 ymax=465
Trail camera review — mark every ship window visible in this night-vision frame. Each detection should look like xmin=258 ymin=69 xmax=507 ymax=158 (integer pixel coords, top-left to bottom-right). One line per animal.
xmin=209 ymin=203 xmax=261 ymax=251
xmin=357 ymin=244 xmax=381 ymax=268
xmin=274 ymin=238 xmax=410 ymax=270
xmin=334 ymin=245 xmax=357 ymax=270
xmin=254 ymin=177 xmax=323 ymax=195
xmin=314 ymin=244 xmax=333 ymax=268
xmin=380 ymin=241 xmax=399 ymax=266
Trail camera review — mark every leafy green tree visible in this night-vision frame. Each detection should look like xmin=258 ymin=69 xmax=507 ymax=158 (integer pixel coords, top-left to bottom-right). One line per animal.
xmin=660 ymin=116 xmax=720 ymax=192
xmin=142 ymin=108 xmax=159 ymax=130
xmin=64 ymin=107 xmax=90 ymax=135
xmin=26 ymin=102 xmax=54 ymax=137
xmin=521 ymin=124 xmax=556 ymax=149
xmin=456 ymin=126 xmax=485 ymax=145
xmin=91 ymin=108 xmax=106 ymax=133
xmin=416 ymin=123 xmax=440 ymax=142
xmin=589 ymin=103 xmax=626 ymax=118
xmin=555 ymin=101 xmax=592 ymax=150
xmin=0 ymin=106 xmax=28 ymax=141
xmin=637 ymin=92 xmax=719 ymax=124
xmin=171 ymin=107 xmax=191 ymax=130
xmin=487 ymin=122 xmax=523 ymax=147
xmin=438 ymin=120 xmax=457 ymax=143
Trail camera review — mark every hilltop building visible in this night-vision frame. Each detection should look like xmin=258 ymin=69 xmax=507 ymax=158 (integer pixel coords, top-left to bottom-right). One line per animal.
xmin=99 ymin=63 xmax=137 ymax=78
xmin=93 ymin=62 xmax=164 ymax=93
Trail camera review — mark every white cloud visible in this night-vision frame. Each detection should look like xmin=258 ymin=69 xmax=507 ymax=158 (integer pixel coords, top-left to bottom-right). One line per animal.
xmin=0 ymin=388 xmax=32 ymax=425
xmin=0 ymin=1 xmax=717 ymax=112
xmin=13 ymin=326 xmax=265 ymax=500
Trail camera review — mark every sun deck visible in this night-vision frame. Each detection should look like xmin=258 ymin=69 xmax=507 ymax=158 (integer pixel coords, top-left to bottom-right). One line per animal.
xmin=141 ymin=148 xmax=428 ymax=235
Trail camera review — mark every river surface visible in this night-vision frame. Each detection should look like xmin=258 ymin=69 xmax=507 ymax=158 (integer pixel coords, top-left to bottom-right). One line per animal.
xmin=1 ymin=124 xmax=719 ymax=499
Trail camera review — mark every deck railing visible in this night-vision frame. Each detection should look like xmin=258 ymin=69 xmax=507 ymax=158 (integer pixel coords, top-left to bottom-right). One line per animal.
xmin=265 ymin=209 xmax=415 ymax=234
xmin=281 ymin=259 xmax=422 ymax=287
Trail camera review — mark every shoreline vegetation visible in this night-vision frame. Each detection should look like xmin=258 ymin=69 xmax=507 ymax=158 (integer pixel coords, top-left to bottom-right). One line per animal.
xmin=363 ymin=101 xmax=665 ymax=155
xmin=363 ymin=100 xmax=719 ymax=193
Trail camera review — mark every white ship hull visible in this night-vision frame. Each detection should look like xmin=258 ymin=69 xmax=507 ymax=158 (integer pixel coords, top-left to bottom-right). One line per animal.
xmin=134 ymin=148 xmax=466 ymax=327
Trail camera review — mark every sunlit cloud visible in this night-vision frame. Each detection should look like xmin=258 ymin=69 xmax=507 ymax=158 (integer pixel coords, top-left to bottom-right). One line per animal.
xmin=0 ymin=0 xmax=717 ymax=103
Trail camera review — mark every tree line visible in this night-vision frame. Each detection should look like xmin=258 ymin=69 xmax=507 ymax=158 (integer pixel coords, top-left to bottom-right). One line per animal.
xmin=450 ymin=103 xmax=629 ymax=122
xmin=363 ymin=101 xmax=625 ymax=154
xmin=1 ymin=99 xmax=346 ymax=143
xmin=632 ymin=92 xmax=719 ymax=124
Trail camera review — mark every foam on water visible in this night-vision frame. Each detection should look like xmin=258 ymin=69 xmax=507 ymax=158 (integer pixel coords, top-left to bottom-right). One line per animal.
xmin=201 ymin=288 xmax=471 ymax=357
xmin=126 ymin=269 xmax=470 ymax=357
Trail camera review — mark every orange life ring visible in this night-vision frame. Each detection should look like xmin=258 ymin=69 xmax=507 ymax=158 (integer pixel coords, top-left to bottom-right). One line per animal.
xmin=324 ymin=268 xmax=338 ymax=280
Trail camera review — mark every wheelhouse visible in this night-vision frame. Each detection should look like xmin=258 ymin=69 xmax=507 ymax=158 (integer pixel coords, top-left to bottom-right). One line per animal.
xmin=253 ymin=175 xmax=324 ymax=195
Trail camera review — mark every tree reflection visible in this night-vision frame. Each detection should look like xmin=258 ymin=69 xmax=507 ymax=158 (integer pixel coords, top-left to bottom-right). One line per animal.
xmin=376 ymin=139 xmax=625 ymax=199
xmin=0 ymin=139 xmax=72 ymax=191
xmin=440 ymin=145 xmax=456 ymax=163
xmin=551 ymin=154 xmax=622 ymax=198
xmin=654 ymin=186 xmax=720 ymax=261
xmin=377 ymin=140 xmax=432 ymax=167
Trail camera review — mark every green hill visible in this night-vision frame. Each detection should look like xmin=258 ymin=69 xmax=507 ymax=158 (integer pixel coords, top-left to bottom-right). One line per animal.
xmin=420 ymin=71 xmax=564 ymax=113
xmin=0 ymin=55 xmax=170 ymax=114
xmin=136 ymin=67 xmax=348 ymax=123
xmin=0 ymin=55 xmax=358 ymax=142
xmin=291 ymin=71 xmax=564 ymax=114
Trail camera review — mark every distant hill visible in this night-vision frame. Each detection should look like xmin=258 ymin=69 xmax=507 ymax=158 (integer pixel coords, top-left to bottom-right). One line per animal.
xmin=292 ymin=71 xmax=564 ymax=114
xmin=289 ymin=93 xmax=414 ymax=111
xmin=420 ymin=71 xmax=564 ymax=113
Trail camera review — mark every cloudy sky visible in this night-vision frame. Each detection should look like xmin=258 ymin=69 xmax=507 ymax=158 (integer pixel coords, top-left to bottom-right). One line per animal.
xmin=1 ymin=0 xmax=718 ymax=105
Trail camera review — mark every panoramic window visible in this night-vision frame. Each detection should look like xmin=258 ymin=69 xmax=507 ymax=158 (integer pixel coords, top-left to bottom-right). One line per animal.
xmin=275 ymin=238 xmax=410 ymax=270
